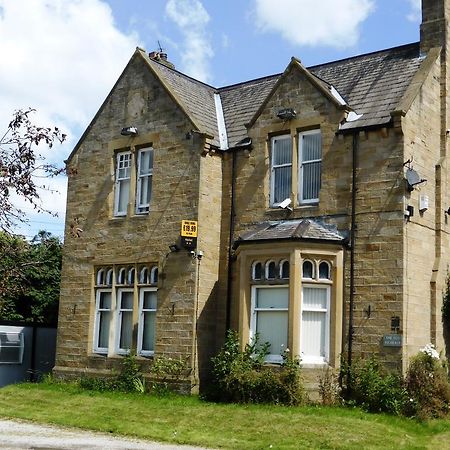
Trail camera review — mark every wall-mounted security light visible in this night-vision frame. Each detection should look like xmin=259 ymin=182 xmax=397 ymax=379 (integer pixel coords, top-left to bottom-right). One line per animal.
xmin=276 ymin=108 xmax=297 ymax=120
xmin=169 ymin=244 xmax=180 ymax=253
xmin=445 ymin=208 xmax=450 ymax=216
xmin=278 ymin=198 xmax=293 ymax=212
xmin=121 ymin=126 xmax=138 ymax=136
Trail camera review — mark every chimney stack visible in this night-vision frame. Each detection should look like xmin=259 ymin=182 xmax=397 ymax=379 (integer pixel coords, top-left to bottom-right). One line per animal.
xmin=420 ymin=0 xmax=449 ymax=54
xmin=149 ymin=51 xmax=175 ymax=70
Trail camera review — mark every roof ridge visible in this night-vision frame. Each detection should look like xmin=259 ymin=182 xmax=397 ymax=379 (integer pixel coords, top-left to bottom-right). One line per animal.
xmin=307 ymin=42 xmax=420 ymax=71
xmin=146 ymin=53 xmax=217 ymax=90
xmin=218 ymin=73 xmax=281 ymax=92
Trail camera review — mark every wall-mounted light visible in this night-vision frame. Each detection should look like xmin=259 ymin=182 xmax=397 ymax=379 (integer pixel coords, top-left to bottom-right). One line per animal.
xmin=121 ymin=126 xmax=138 ymax=136
xmin=169 ymin=244 xmax=180 ymax=253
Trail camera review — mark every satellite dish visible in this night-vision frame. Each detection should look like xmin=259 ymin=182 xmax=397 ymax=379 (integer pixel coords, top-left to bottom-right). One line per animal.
xmin=406 ymin=168 xmax=426 ymax=191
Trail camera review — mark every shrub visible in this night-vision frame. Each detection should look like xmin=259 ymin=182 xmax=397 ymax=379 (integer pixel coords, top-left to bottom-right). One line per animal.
xmin=403 ymin=344 xmax=450 ymax=420
xmin=150 ymin=356 xmax=187 ymax=395
xmin=206 ymin=330 xmax=306 ymax=405
xmin=318 ymin=367 xmax=341 ymax=406
xmin=341 ymin=357 xmax=406 ymax=415
xmin=78 ymin=353 xmax=145 ymax=393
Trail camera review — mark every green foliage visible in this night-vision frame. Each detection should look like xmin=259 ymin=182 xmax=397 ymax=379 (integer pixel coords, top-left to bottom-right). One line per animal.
xmin=79 ymin=353 xmax=145 ymax=394
xmin=342 ymin=347 xmax=450 ymax=419
xmin=150 ymin=356 xmax=187 ymax=395
xmin=206 ymin=330 xmax=306 ymax=405
xmin=341 ymin=357 xmax=406 ymax=415
xmin=0 ymin=230 xmax=62 ymax=324
xmin=442 ymin=274 xmax=450 ymax=333
xmin=403 ymin=350 xmax=450 ymax=420
xmin=318 ymin=367 xmax=341 ymax=406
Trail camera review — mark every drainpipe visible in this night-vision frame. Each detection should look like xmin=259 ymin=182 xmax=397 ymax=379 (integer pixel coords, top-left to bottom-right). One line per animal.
xmin=225 ymin=149 xmax=237 ymax=331
xmin=347 ymin=132 xmax=359 ymax=384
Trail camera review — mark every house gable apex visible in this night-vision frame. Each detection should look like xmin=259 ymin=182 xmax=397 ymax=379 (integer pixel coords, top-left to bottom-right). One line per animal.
xmin=245 ymin=57 xmax=349 ymax=130
xmin=66 ymin=48 xmax=210 ymax=165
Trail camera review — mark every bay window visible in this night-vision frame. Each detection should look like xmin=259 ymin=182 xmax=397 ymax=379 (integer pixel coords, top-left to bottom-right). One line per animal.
xmin=301 ymin=285 xmax=329 ymax=364
xmin=251 ymin=286 xmax=289 ymax=363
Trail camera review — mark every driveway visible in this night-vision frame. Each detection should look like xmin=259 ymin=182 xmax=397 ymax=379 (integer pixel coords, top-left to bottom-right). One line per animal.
xmin=0 ymin=419 xmax=209 ymax=449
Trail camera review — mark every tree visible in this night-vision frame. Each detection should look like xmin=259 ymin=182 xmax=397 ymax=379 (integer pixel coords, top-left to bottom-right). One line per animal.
xmin=0 ymin=108 xmax=66 ymax=231
xmin=0 ymin=230 xmax=62 ymax=324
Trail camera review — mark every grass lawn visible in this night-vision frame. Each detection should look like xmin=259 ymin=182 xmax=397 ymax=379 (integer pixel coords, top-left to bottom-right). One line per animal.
xmin=1 ymin=383 xmax=450 ymax=449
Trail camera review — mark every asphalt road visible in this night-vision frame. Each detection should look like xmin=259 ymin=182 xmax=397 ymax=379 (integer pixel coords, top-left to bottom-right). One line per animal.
xmin=0 ymin=419 xmax=209 ymax=449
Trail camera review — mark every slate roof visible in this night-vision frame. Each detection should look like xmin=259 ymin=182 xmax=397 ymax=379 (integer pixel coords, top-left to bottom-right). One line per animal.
xmin=310 ymin=43 xmax=422 ymax=130
xmin=234 ymin=219 xmax=345 ymax=248
xmin=142 ymin=43 xmax=422 ymax=148
xmin=143 ymin=52 xmax=220 ymax=146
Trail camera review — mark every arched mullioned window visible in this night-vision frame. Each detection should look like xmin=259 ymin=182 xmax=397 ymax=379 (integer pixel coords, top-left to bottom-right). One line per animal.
xmin=266 ymin=260 xmax=276 ymax=280
xmin=139 ymin=266 xmax=150 ymax=284
xmin=117 ymin=267 xmax=126 ymax=285
xmin=302 ymin=260 xmax=314 ymax=279
xmin=252 ymin=261 xmax=263 ymax=281
xmin=96 ymin=269 xmax=105 ymax=286
xmin=280 ymin=260 xmax=290 ymax=279
xmin=150 ymin=267 xmax=158 ymax=285
xmin=105 ymin=268 xmax=113 ymax=286
xmin=318 ymin=261 xmax=331 ymax=280
xmin=128 ymin=268 xmax=136 ymax=285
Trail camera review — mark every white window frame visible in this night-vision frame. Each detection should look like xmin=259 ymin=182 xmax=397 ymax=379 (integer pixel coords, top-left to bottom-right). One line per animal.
xmin=115 ymin=288 xmax=134 ymax=354
xmin=136 ymin=147 xmax=153 ymax=214
xmin=318 ymin=261 xmax=331 ymax=280
xmin=279 ymin=259 xmax=290 ymax=280
xmin=265 ymin=260 xmax=276 ymax=280
xmin=270 ymin=135 xmax=292 ymax=207
xmin=298 ymin=129 xmax=322 ymax=204
xmin=114 ymin=151 xmax=132 ymax=217
xmin=137 ymin=287 xmax=157 ymax=356
xmin=250 ymin=285 xmax=289 ymax=364
xmin=300 ymin=284 xmax=330 ymax=365
xmin=302 ymin=259 xmax=315 ymax=280
xmin=251 ymin=261 xmax=263 ymax=281
xmin=150 ymin=266 xmax=158 ymax=285
xmin=93 ymin=289 xmax=112 ymax=354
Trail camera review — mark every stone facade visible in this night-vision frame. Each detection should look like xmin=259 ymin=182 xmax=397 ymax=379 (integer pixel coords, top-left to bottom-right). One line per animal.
xmin=55 ymin=0 xmax=450 ymax=393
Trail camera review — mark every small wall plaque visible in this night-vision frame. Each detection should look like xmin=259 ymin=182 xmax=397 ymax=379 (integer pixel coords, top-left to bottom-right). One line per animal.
xmin=383 ymin=334 xmax=402 ymax=347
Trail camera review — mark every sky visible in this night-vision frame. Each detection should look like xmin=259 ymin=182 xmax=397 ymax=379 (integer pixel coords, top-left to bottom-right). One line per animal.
xmin=0 ymin=0 xmax=422 ymax=240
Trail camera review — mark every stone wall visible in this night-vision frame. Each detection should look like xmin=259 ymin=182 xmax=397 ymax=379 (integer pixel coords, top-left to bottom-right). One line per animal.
xmin=54 ymin=53 xmax=221 ymax=391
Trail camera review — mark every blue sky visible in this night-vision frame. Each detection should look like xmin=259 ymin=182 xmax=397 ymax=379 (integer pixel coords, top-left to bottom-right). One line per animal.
xmin=0 ymin=0 xmax=421 ymax=239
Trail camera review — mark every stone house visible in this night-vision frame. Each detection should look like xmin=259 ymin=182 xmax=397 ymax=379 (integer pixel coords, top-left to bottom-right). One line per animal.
xmin=54 ymin=0 xmax=450 ymax=392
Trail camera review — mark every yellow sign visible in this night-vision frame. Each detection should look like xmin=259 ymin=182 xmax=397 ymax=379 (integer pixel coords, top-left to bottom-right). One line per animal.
xmin=181 ymin=220 xmax=198 ymax=237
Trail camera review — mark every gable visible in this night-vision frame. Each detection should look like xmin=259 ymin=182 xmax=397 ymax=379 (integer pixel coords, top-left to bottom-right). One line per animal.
xmin=246 ymin=58 xmax=348 ymax=131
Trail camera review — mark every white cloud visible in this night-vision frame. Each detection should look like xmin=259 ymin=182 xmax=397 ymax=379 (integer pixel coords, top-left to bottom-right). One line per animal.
xmin=0 ymin=0 xmax=139 ymax=236
xmin=253 ymin=0 xmax=375 ymax=48
xmin=165 ymin=0 xmax=213 ymax=83
xmin=407 ymin=0 xmax=421 ymax=22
